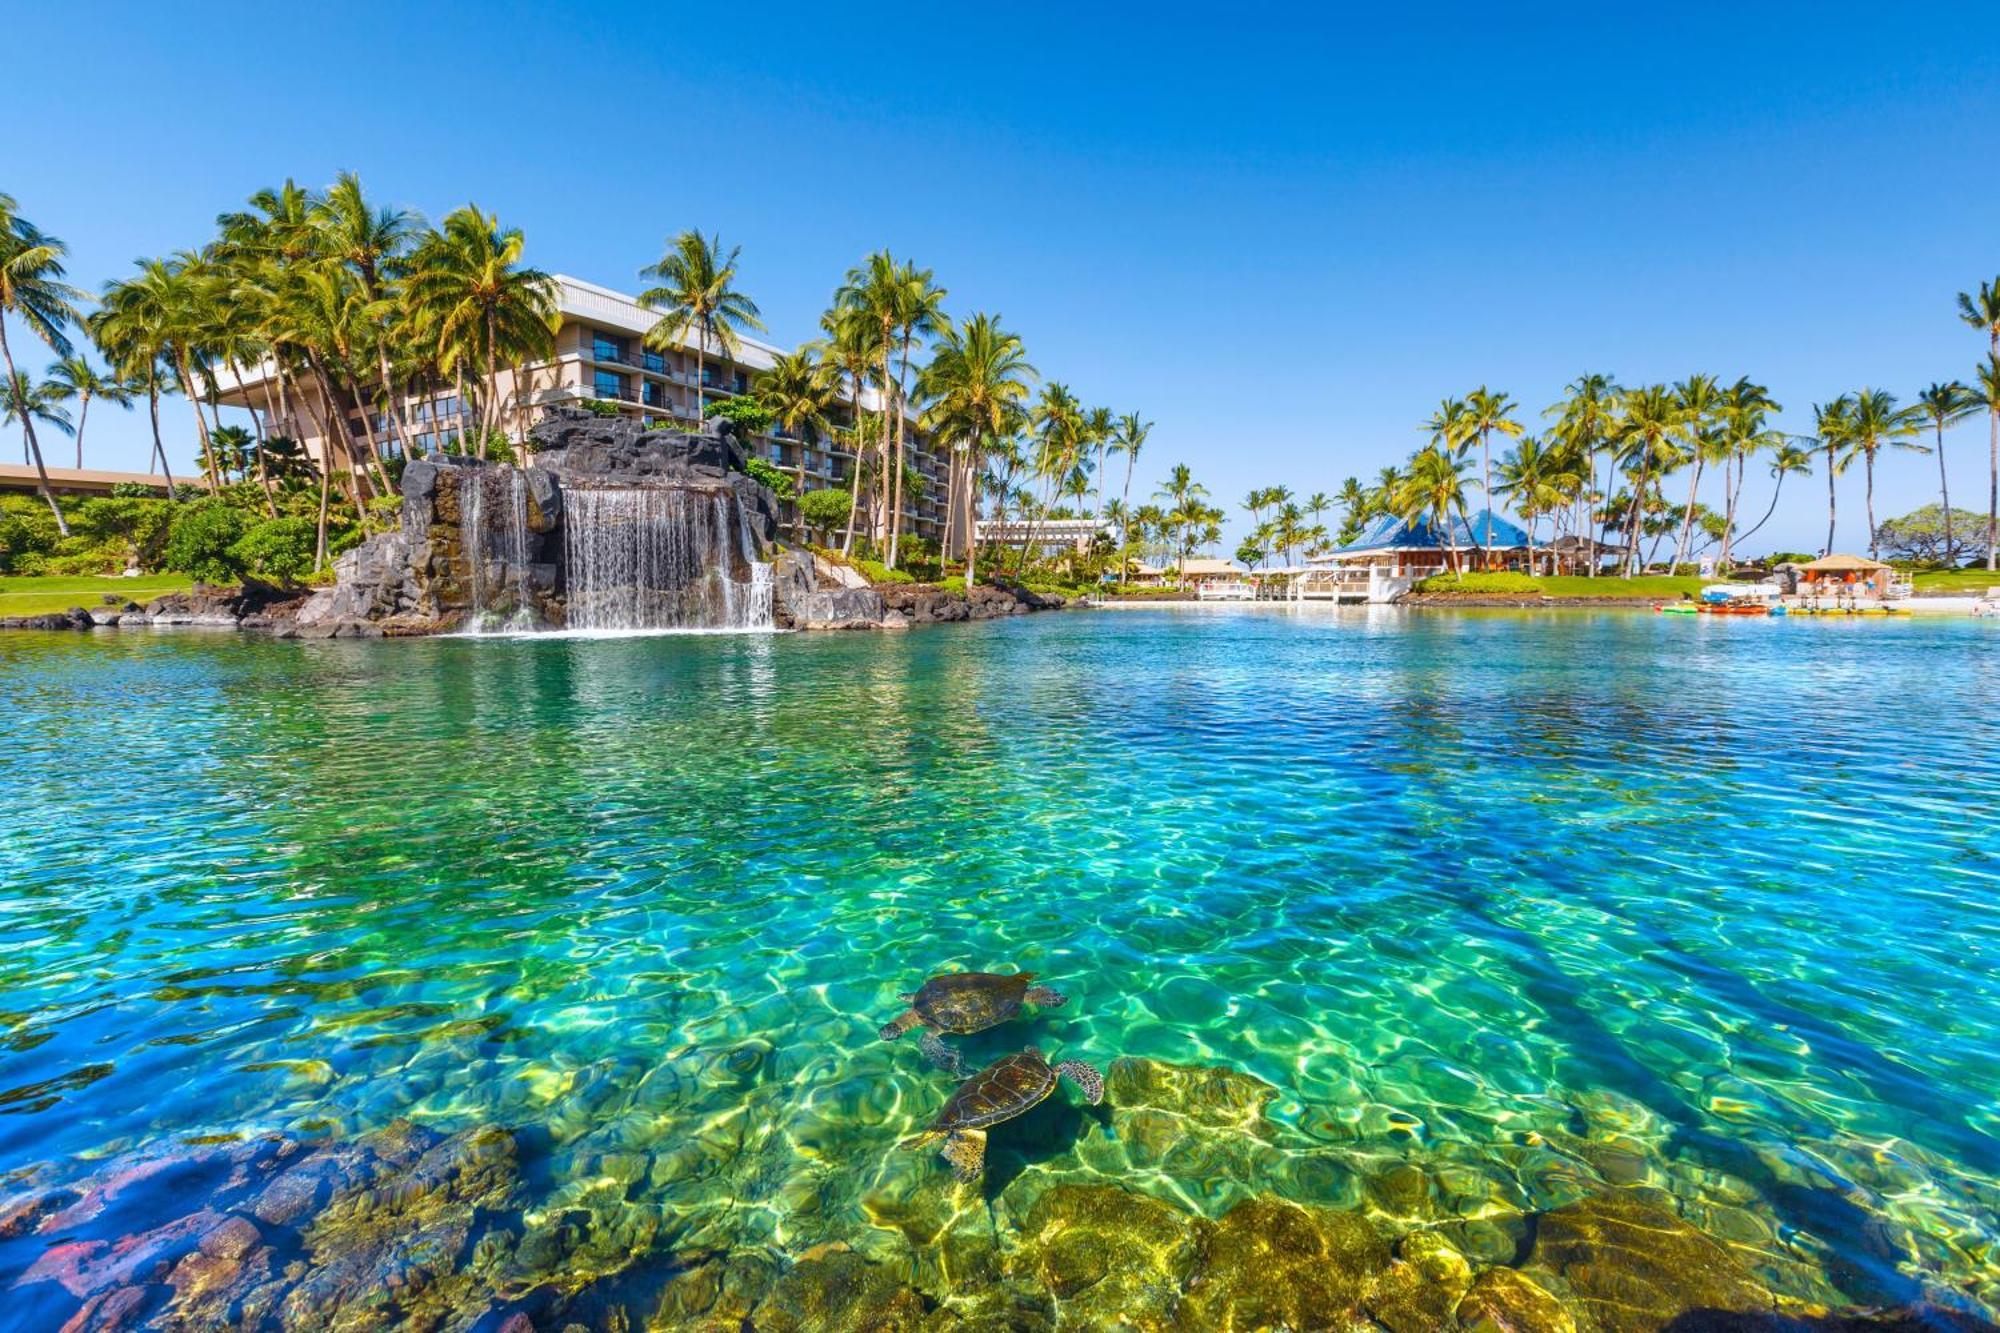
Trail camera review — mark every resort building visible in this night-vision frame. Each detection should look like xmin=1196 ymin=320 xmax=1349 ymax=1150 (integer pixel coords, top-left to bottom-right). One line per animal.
xmin=973 ymin=517 xmax=1108 ymax=553
xmin=1292 ymin=510 xmax=1530 ymax=602
xmin=201 ymin=274 xmax=955 ymax=544
xmin=0 ymin=463 xmax=201 ymax=497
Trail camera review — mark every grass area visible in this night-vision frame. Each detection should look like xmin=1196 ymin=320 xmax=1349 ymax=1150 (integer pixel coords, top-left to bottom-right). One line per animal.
xmin=1911 ymin=568 xmax=2000 ymax=595
xmin=1534 ymin=574 xmax=1708 ymax=599
xmin=1417 ymin=572 xmax=1708 ymax=599
xmin=0 ymin=573 xmax=193 ymax=618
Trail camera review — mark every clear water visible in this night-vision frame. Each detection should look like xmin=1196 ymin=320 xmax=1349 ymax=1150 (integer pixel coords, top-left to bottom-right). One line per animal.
xmin=2 ymin=608 xmax=1997 ymax=1319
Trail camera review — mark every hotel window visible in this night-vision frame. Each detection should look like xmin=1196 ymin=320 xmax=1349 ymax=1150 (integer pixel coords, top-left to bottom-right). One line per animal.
xmin=415 ymin=431 xmax=434 ymax=453
xmin=593 ymin=369 xmax=626 ymax=400
xmin=732 ymin=371 xmax=748 ymax=393
xmin=592 ymin=331 xmax=625 ymax=362
xmin=434 ymin=394 xmax=461 ymax=421
xmin=642 ymin=381 xmax=664 ymax=407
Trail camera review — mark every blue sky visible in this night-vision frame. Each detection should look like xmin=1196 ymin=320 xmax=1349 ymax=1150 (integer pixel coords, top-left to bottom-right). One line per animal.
xmin=6 ymin=1 xmax=1998 ymax=554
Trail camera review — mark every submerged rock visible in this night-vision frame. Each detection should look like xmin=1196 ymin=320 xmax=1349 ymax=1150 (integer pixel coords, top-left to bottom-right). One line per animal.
xmin=1008 ymin=1182 xmax=1202 ymax=1329
xmin=1178 ymin=1196 xmax=1392 ymax=1331
xmin=751 ymin=1246 xmax=931 ymax=1332
xmin=1527 ymin=1189 xmax=1775 ymax=1331
xmin=1456 ymin=1265 xmax=1577 ymax=1332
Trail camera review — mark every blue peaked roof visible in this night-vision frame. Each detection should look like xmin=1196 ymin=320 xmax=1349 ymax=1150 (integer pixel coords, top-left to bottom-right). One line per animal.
xmin=1332 ymin=508 xmax=1530 ymax=555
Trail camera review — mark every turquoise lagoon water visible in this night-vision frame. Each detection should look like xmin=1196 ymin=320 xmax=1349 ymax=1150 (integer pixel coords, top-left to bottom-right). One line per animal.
xmin=1 ymin=607 xmax=1998 ymax=1322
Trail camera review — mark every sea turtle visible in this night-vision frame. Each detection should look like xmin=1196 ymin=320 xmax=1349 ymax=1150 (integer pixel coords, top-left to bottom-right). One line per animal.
xmin=878 ymin=971 xmax=1069 ymax=1074
xmin=901 ymin=1047 xmax=1105 ymax=1183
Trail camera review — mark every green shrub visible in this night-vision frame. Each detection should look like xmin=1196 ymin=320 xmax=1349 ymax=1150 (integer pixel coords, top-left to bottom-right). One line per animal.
xmin=798 ymin=488 xmax=852 ymax=534
xmin=743 ymin=456 xmax=795 ymax=501
xmin=109 ymin=481 xmax=169 ymax=498
xmin=230 ymin=516 xmax=318 ymax=583
xmin=707 ymin=395 xmax=777 ymax=433
xmin=852 ymin=556 xmax=913 ymax=585
xmin=1413 ymin=570 xmax=1543 ymax=595
xmin=581 ymin=399 xmax=623 ymax=418
xmin=162 ymin=499 xmax=249 ymax=583
xmin=935 ymin=575 xmax=967 ymax=594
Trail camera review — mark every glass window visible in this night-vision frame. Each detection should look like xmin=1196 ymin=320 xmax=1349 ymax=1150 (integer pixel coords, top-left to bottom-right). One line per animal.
xmin=593 ymin=370 xmax=626 ymax=399
xmin=642 ymin=381 xmax=664 ymax=407
xmin=592 ymin=331 xmax=624 ymax=361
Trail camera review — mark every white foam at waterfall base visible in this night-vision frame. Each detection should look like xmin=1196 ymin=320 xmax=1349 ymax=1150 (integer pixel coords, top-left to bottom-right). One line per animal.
xmin=560 ymin=486 xmax=774 ymax=634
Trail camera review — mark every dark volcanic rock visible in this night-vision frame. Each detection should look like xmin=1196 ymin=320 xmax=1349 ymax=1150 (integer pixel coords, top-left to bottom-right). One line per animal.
xmin=530 ymin=405 xmax=746 ymax=481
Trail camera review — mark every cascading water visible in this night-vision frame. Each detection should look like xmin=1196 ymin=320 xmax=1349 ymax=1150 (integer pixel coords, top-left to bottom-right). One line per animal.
xmin=458 ymin=467 xmax=535 ymax=633
xmin=562 ymin=486 xmax=774 ymax=632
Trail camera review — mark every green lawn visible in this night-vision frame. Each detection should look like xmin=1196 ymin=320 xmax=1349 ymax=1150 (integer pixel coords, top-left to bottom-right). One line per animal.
xmin=1533 ymin=575 xmax=1709 ymax=599
xmin=0 ymin=573 xmax=193 ymax=618
xmin=1911 ymin=568 xmax=2000 ymax=596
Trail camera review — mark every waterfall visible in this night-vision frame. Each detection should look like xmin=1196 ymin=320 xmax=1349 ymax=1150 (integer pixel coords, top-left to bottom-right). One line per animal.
xmin=458 ymin=466 xmax=534 ymax=633
xmin=562 ymin=486 xmax=774 ymax=632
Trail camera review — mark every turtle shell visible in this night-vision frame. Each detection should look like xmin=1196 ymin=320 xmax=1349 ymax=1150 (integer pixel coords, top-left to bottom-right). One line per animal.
xmin=910 ymin=971 xmax=1034 ymax=1034
xmin=930 ymin=1050 xmax=1056 ymax=1131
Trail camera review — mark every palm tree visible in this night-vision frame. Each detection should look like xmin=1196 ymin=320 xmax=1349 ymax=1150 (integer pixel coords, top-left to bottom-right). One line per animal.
xmin=1714 ymin=378 xmax=1780 ymax=568
xmin=819 ymin=304 xmax=879 ymax=557
xmin=1399 ymin=444 xmax=1470 ymax=575
xmin=1668 ymin=375 xmax=1726 ymax=573
xmin=835 ymin=252 xmax=908 ymax=551
xmin=884 ymin=261 xmax=946 ymax=568
xmin=1842 ymin=389 xmax=1924 ymax=560
xmin=758 ymin=346 xmax=840 ymax=531
xmin=1612 ymin=386 xmax=1683 ymax=576
xmin=917 ymin=312 xmax=1034 ymax=584
xmin=1546 ymin=373 xmax=1621 ymax=575
xmin=46 ymin=354 xmax=130 ymax=469
xmin=1110 ymin=412 xmax=1150 ymax=581
xmin=2 ymin=372 xmax=74 ymax=472
xmin=1495 ymin=437 xmax=1566 ymax=574
xmin=638 ymin=229 xmax=764 ymax=429
xmin=1155 ymin=463 xmax=1211 ymax=580
xmin=406 ymin=207 xmax=560 ymax=452
xmin=1971 ymin=358 xmax=2000 ymax=571
xmin=1957 ymin=277 xmax=2000 ymax=568
xmin=1811 ymin=398 xmax=1856 ymax=557
xmin=1913 ymin=382 xmax=1978 ymax=563
xmin=1735 ymin=441 xmax=1815 ymax=548
xmin=0 ymin=194 xmax=88 ymax=532
xmin=1334 ymin=476 xmax=1368 ymax=543
xmin=315 ymin=172 xmax=420 ymax=456
xmin=1462 ymin=387 xmax=1522 ymax=564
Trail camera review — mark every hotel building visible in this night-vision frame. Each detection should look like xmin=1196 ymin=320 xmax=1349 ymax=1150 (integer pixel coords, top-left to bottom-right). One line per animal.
xmin=206 ymin=274 xmax=953 ymax=544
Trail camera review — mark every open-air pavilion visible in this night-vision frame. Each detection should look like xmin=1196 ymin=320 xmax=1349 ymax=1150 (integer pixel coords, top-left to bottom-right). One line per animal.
xmin=1292 ymin=510 xmax=1531 ymax=602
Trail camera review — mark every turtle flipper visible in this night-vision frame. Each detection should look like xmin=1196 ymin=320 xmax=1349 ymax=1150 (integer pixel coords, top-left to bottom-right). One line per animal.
xmin=879 ymin=1009 xmax=923 ymax=1042
xmin=1024 ymin=985 xmax=1068 ymax=1008
xmin=940 ymin=1129 xmax=987 ymax=1183
xmin=1055 ymin=1060 xmax=1105 ymax=1105
xmin=918 ymin=1029 xmax=965 ymax=1075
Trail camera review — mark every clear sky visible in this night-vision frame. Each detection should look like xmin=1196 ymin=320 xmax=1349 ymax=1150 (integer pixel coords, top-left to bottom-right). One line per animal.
xmin=6 ymin=1 xmax=1998 ymax=555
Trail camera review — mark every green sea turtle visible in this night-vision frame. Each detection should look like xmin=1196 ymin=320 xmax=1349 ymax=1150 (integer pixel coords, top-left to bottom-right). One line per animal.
xmin=901 ymin=1046 xmax=1104 ymax=1182
xmin=878 ymin=970 xmax=1069 ymax=1074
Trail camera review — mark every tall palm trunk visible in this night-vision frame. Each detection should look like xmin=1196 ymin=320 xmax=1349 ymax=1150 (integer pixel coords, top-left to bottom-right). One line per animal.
xmin=888 ymin=334 xmax=913 ymax=568
xmin=839 ymin=416 xmax=865 ymax=557
xmin=1479 ymin=429 xmax=1493 ymax=567
xmin=964 ymin=442 xmax=981 ymax=586
xmin=1936 ymin=418 xmax=1952 ymax=556
xmin=1720 ymin=452 xmax=1743 ymax=569
xmin=73 ymin=390 xmax=91 ymax=469
xmin=1864 ymin=450 xmax=1879 ymax=561
xmin=1988 ymin=397 xmax=1998 ymax=572
xmin=145 ymin=383 xmax=179 ymax=497
xmin=0 ymin=326 xmax=68 ymax=533
xmin=1671 ymin=457 xmax=1705 ymax=573
xmin=172 ymin=349 xmax=220 ymax=492
xmin=1736 ymin=470 xmax=1790 ymax=546
xmin=1824 ymin=443 xmax=1838 ymax=557
xmin=1623 ymin=457 xmax=1650 ymax=577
